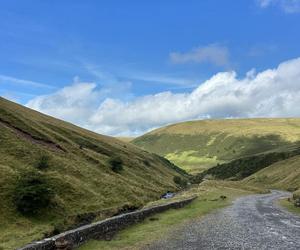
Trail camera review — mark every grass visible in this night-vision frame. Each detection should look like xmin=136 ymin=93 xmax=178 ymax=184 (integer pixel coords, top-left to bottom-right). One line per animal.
xmin=0 ymin=97 xmax=187 ymax=250
xmin=132 ymin=119 xmax=300 ymax=174
xmin=278 ymin=199 xmax=300 ymax=215
xmin=244 ymin=154 xmax=300 ymax=191
xmin=115 ymin=137 xmax=135 ymax=143
xmin=79 ymin=180 xmax=265 ymax=250
xmin=165 ymin=151 xmax=221 ymax=174
xmin=194 ymin=149 xmax=300 ymax=183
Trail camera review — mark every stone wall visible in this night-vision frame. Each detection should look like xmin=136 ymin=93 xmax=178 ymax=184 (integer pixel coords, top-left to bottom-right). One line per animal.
xmin=18 ymin=196 xmax=197 ymax=250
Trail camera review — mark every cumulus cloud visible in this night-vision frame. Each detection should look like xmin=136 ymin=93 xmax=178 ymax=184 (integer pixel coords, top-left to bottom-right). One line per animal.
xmin=257 ymin=0 xmax=300 ymax=13
xmin=27 ymin=57 xmax=300 ymax=136
xmin=170 ymin=44 xmax=230 ymax=66
xmin=26 ymin=82 xmax=101 ymax=125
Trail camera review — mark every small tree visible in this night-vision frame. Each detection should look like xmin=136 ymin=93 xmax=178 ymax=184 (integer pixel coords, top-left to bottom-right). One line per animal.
xmin=36 ymin=155 xmax=50 ymax=170
xmin=110 ymin=157 xmax=123 ymax=173
xmin=173 ymin=176 xmax=182 ymax=185
xmin=14 ymin=171 xmax=53 ymax=215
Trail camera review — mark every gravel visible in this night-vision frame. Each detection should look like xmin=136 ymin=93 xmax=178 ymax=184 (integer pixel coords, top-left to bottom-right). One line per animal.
xmin=145 ymin=190 xmax=300 ymax=250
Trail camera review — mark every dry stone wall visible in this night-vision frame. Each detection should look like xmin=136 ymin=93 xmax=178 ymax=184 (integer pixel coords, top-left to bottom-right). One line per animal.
xmin=18 ymin=196 xmax=196 ymax=250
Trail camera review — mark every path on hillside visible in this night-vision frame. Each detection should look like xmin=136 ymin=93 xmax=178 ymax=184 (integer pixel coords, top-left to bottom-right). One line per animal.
xmin=146 ymin=190 xmax=300 ymax=250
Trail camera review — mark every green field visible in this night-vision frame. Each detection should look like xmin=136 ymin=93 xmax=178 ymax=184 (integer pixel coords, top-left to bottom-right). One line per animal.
xmin=0 ymin=97 xmax=187 ymax=250
xmin=133 ymin=119 xmax=300 ymax=173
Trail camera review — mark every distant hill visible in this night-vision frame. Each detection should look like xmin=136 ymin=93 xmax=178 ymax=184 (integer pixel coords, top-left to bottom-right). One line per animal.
xmin=132 ymin=119 xmax=300 ymax=174
xmin=0 ymin=97 xmax=186 ymax=249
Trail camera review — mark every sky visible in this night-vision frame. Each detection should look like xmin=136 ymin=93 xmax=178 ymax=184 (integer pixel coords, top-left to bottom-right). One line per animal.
xmin=1 ymin=0 xmax=300 ymax=136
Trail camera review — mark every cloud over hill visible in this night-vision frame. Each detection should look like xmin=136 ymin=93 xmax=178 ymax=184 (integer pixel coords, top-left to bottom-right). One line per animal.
xmin=27 ymin=57 xmax=300 ymax=135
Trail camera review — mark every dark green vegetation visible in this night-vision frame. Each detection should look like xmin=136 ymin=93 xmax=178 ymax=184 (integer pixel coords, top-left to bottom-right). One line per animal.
xmin=109 ymin=157 xmax=123 ymax=173
xmin=133 ymin=119 xmax=300 ymax=174
xmin=173 ymin=176 xmax=188 ymax=188
xmin=13 ymin=171 xmax=53 ymax=215
xmin=36 ymin=155 xmax=50 ymax=170
xmin=195 ymin=148 xmax=300 ymax=183
xmin=0 ymin=97 xmax=187 ymax=249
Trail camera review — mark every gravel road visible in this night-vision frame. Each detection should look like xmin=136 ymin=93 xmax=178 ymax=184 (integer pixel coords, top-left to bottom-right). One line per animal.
xmin=146 ymin=190 xmax=300 ymax=250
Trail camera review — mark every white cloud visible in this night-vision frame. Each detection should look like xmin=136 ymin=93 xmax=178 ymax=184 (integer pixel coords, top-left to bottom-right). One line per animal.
xmin=0 ymin=74 xmax=54 ymax=89
xmin=27 ymin=57 xmax=300 ymax=136
xmin=170 ymin=44 xmax=230 ymax=67
xmin=258 ymin=0 xmax=274 ymax=7
xmin=257 ymin=0 xmax=300 ymax=13
xmin=26 ymin=82 xmax=101 ymax=125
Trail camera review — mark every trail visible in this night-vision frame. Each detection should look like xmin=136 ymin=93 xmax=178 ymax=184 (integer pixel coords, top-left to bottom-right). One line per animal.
xmin=147 ymin=190 xmax=300 ymax=250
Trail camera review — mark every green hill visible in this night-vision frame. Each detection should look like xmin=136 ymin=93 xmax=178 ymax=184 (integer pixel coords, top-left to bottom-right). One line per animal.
xmin=132 ymin=119 xmax=300 ymax=174
xmin=244 ymin=155 xmax=300 ymax=190
xmin=0 ymin=97 xmax=186 ymax=249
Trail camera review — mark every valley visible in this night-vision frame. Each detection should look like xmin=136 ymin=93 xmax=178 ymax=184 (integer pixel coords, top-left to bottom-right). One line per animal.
xmin=132 ymin=119 xmax=300 ymax=174
xmin=1 ymin=97 xmax=300 ymax=249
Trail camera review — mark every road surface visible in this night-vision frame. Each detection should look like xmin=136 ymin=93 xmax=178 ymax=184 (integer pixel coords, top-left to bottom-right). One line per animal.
xmin=146 ymin=190 xmax=300 ymax=250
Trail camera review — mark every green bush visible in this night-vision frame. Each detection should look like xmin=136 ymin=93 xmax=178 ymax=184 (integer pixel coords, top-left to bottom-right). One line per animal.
xmin=36 ymin=155 xmax=50 ymax=170
xmin=13 ymin=171 xmax=54 ymax=216
xmin=110 ymin=157 xmax=123 ymax=173
xmin=173 ymin=176 xmax=181 ymax=185
xmin=173 ymin=176 xmax=187 ymax=188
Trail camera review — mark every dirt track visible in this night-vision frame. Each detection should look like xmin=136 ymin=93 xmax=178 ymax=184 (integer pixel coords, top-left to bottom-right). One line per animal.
xmin=146 ymin=190 xmax=300 ymax=250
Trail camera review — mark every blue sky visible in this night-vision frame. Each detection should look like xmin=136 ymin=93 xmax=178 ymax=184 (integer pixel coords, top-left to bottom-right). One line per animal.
xmin=1 ymin=0 xmax=300 ymax=135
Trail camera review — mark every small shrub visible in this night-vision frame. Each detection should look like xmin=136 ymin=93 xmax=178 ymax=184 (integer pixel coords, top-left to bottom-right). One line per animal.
xmin=36 ymin=155 xmax=50 ymax=170
xmin=149 ymin=217 xmax=159 ymax=221
xmin=110 ymin=157 xmax=123 ymax=173
xmin=220 ymin=195 xmax=227 ymax=200
xmin=173 ymin=176 xmax=187 ymax=188
xmin=173 ymin=176 xmax=181 ymax=185
xmin=14 ymin=171 xmax=54 ymax=215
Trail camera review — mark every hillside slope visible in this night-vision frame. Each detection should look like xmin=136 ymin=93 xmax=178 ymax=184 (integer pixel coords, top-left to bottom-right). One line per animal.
xmin=0 ymin=97 xmax=186 ymax=249
xmin=133 ymin=119 xmax=300 ymax=173
xmin=244 ymin=155 xmax=300 ymax=190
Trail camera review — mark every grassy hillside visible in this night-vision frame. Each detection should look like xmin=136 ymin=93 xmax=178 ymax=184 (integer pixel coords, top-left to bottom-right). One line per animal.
xmin=116 ymin=137 xmax=135 ymax=143
xmin=0 ymin=97 xmax=186 ymax=249
xmin=244 ymin=155 xmax=300 ymax=190
xmin=133 ymin=119 xmax=300 ymax=174
xmin=193 ymin=148 xmax=300 ymax=182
